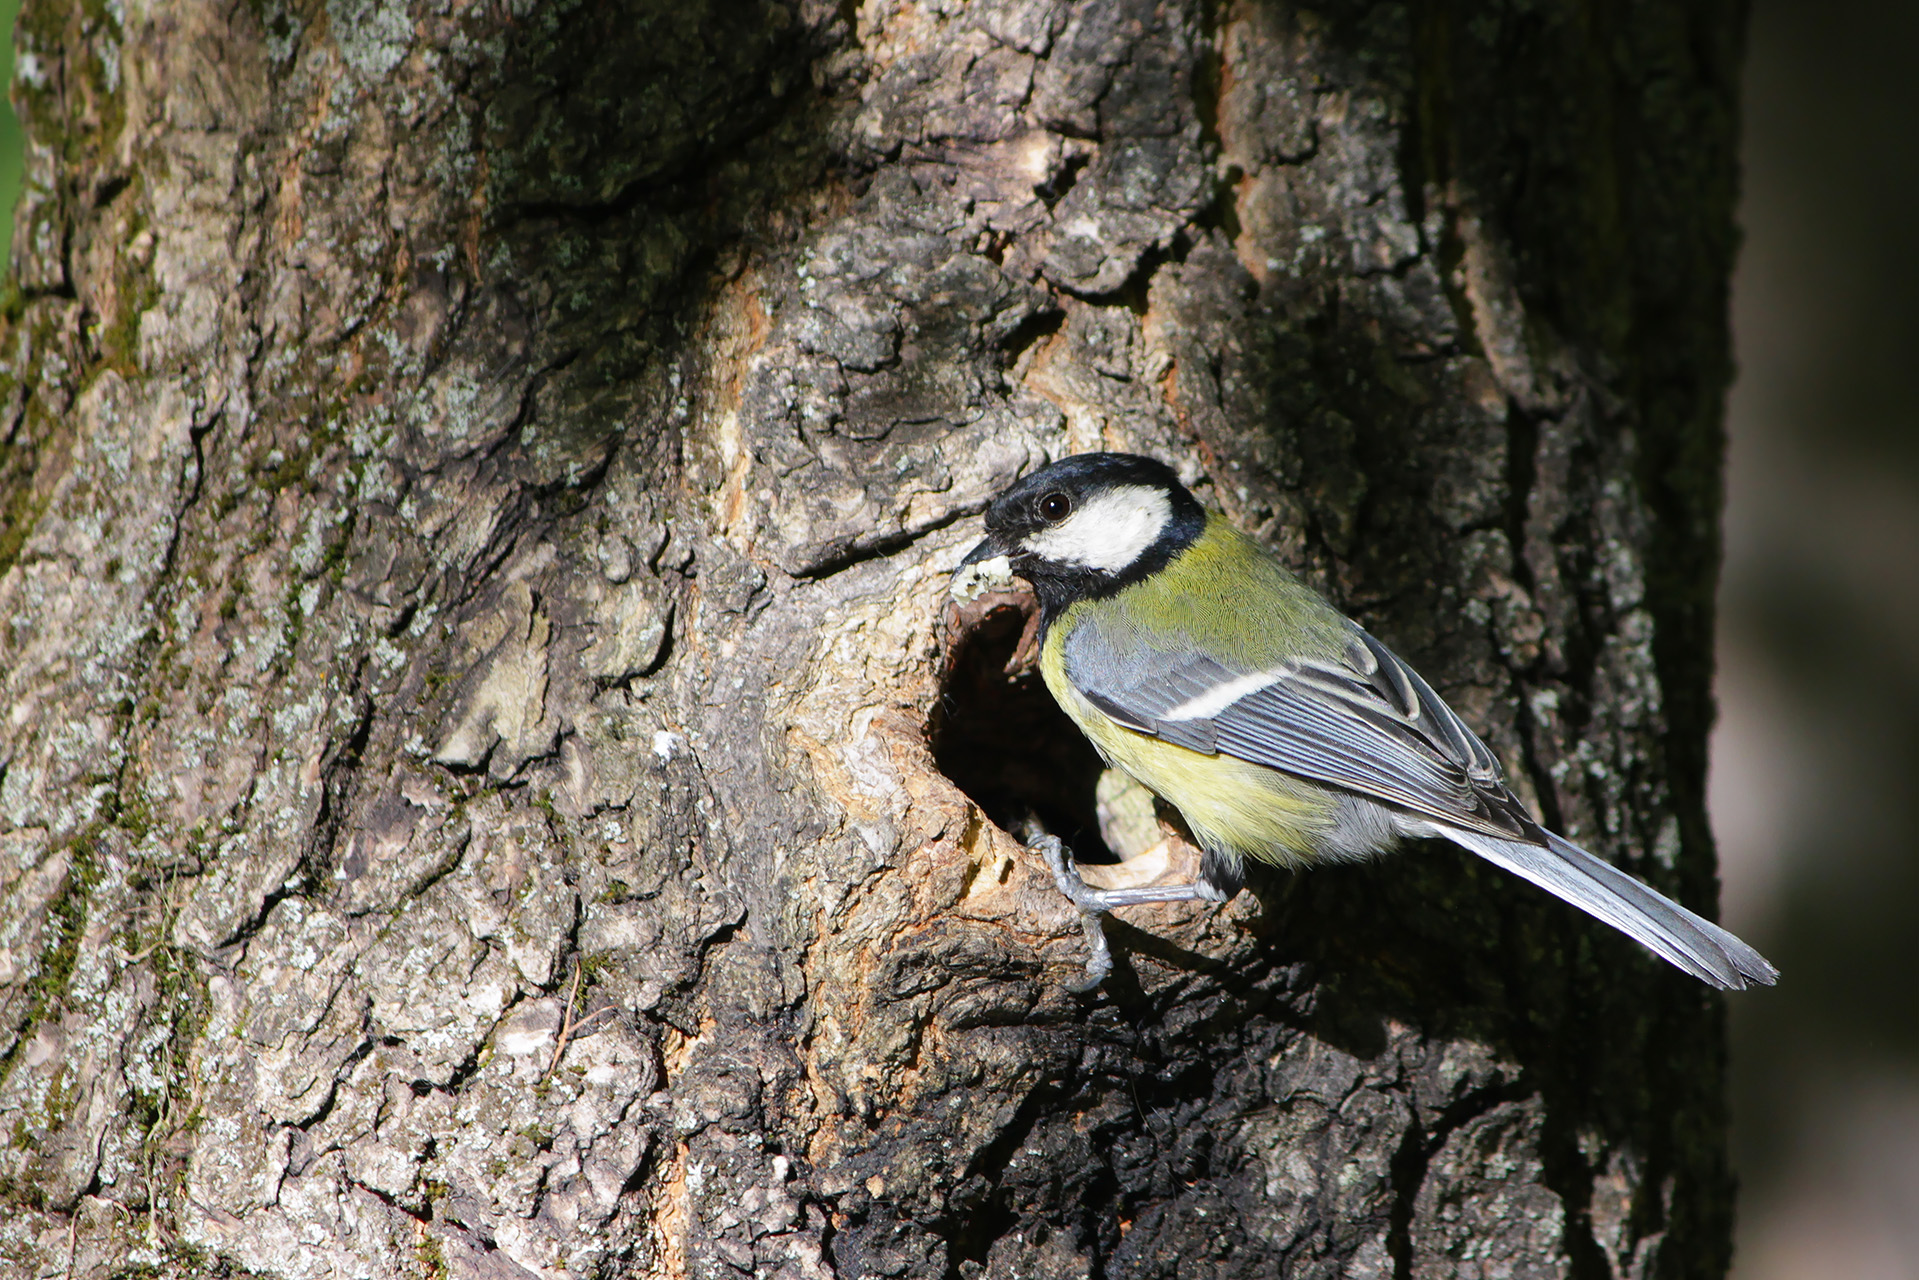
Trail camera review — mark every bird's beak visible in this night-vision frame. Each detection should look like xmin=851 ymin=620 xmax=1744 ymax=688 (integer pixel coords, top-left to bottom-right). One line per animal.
xmin=960 ymin=532 xmax=1008 ymax=566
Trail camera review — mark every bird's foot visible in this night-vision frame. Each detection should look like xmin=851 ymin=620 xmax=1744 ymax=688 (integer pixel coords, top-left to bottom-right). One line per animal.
xmin=1032 ymin=834 xmax=1114 ymax=991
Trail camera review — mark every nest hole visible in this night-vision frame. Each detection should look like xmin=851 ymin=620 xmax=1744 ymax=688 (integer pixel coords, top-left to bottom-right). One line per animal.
xmin=931 ymin=591 xmax=1118 ymax=863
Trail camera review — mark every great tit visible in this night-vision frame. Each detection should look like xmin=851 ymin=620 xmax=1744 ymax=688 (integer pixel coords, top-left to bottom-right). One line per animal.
xmin=955 ymin=451 xmax=1777 ymax=992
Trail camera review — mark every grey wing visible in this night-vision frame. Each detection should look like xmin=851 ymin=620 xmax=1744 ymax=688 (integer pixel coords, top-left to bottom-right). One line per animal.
xmin=1064 ymin=622 xmax=1542 ymax=842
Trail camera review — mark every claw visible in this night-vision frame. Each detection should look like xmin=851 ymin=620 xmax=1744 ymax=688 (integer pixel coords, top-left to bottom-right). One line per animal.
xmin=1032 ymin=835 xmax=1114 ymax=989
xmin=1069 ymin=911 xmax=1113 ymax=992
xmin=1036 ymin=834 xmax=1094 ymax=908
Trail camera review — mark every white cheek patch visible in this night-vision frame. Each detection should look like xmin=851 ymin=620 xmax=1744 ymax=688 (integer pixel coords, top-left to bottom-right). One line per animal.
xmin=1021 ymin=485 xmax=1172 ymax=573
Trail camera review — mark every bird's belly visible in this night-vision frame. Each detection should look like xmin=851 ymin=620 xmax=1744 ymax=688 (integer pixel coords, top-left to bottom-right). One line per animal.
xmin=1106 ymin=732 xmax=1341 ymax=868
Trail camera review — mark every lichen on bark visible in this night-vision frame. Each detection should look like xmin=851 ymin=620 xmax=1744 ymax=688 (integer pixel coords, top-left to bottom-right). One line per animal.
xmin=0 ymin=1 xmax=1746 ymax=1277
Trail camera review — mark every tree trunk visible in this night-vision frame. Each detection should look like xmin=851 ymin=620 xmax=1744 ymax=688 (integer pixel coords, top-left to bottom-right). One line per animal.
xmin=0 ymin=0 xmax=1746 ymax=1277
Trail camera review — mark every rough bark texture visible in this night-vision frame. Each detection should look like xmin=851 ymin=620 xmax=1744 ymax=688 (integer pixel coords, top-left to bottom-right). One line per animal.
xmin=0 ymin=1 xmax=1746 ymax=1278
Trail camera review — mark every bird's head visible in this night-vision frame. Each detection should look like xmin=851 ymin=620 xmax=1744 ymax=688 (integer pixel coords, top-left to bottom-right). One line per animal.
xmin=960 ymin=453 xmax=1206 ymax=616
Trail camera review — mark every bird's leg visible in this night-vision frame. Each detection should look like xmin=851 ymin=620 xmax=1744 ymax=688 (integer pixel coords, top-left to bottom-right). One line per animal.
xmin=1040 ymin=836 xmax=1222 ymax=911
xmin=1030 ymin=834 xmax=1219 ymax=991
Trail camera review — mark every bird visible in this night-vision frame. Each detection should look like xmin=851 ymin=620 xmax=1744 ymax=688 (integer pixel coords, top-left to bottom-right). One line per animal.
xmin=952 ymin=451 xmax=1777 ymax=992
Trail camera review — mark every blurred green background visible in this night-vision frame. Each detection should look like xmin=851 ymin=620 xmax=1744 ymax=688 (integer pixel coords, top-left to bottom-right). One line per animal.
xmin=0 ymin=1 xmax=1907 ymax=1276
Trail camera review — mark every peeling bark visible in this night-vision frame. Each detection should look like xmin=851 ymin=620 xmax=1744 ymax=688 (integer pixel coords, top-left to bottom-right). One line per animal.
xmin=0 ymin=1 xmax=1746 ymax=1278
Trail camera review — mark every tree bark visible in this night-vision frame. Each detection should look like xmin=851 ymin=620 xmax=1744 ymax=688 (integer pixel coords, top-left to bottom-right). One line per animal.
xmin=0 ymin=1 xmax=1746 ymax=1278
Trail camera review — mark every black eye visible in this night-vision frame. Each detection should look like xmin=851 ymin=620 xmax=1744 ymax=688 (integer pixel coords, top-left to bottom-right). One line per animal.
xmin=1038 ymin=492 xmax=1073 ymax=522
